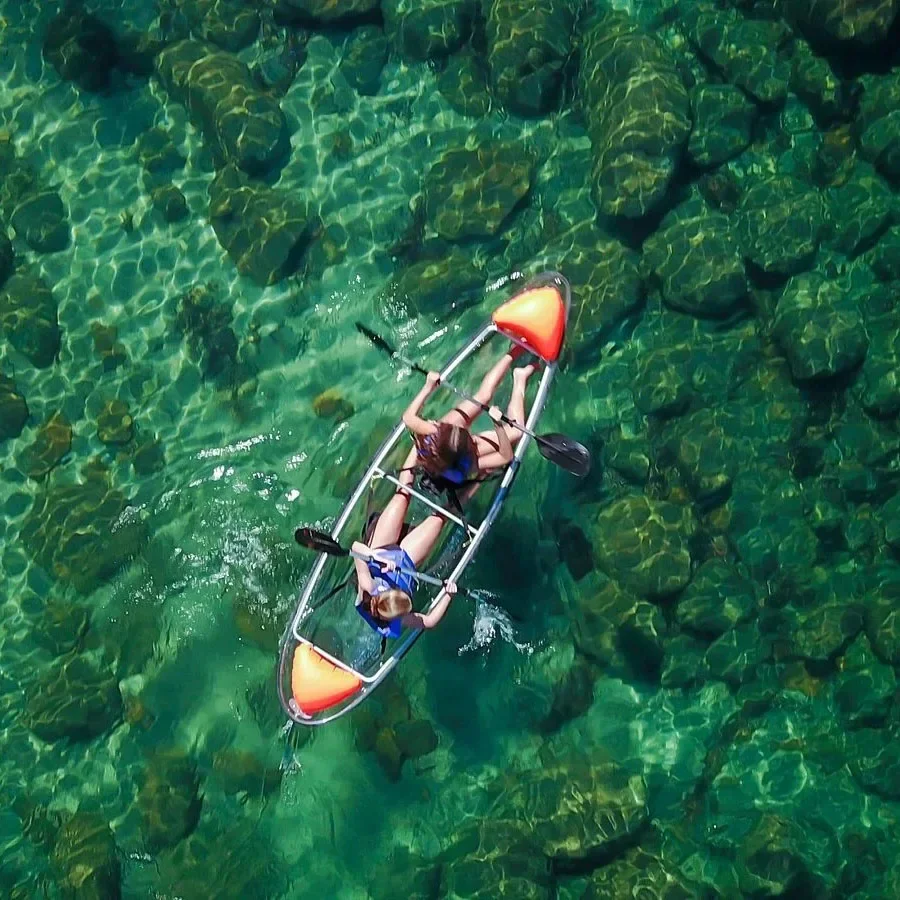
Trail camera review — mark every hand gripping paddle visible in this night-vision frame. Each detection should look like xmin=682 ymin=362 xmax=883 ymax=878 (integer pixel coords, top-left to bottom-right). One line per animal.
xmin=355 ymin=322 xmax=591 ymax=477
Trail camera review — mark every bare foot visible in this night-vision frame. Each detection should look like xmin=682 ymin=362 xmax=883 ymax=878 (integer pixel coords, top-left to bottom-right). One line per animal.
xmin=513 ymin=363 xmax=537 ymax=387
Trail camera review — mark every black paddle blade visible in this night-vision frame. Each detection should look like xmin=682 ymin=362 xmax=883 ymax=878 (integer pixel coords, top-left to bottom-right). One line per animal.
xmin=536 ymin=433 xmax=592 ymax=477
xmin=355 ymin=322 xmax=397 ymax=358
xmin=294 ymin=527 xmax=348 ymax=556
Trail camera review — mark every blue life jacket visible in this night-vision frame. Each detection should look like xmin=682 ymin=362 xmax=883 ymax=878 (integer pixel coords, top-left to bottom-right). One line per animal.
xmin=419 ymin=434 xmax=475 ymax=485
xmin=356 ymin=547 xmax=416 ymax=638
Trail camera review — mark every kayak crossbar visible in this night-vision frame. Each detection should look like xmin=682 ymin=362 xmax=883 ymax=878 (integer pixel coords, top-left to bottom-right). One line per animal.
xmin=373 ymin=468 xmax=479 ymax=538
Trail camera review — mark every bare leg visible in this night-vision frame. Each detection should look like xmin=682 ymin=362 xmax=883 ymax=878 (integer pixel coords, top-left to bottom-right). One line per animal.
xmin=399 ymin=513 xmax=447 ymax=567
xmin=471 ymin=363 xmax=536 ymax=451
xmin=439 ymin=346 xmax=521 ymax=428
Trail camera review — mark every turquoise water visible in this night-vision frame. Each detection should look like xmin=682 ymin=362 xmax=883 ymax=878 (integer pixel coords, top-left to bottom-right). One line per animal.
xmin=2 ymin=0 xmax=900 ymax=896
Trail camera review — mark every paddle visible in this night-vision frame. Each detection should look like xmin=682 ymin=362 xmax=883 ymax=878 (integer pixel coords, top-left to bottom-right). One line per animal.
xmin=296 ymin=527 xmax=467 ymax=596
xmin=356 ymin=322 xmax=591 ymax=477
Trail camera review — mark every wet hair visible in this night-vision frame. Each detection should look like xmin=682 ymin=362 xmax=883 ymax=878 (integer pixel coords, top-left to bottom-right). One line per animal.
xmin=365 ymin=588 xmax=412 ymax=622
xmin=415 ymin=423 xmax=477 ymax=479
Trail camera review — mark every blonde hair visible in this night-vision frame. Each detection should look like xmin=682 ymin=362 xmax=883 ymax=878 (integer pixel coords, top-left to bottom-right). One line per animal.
xmin=372 ymin=589 xmax=412 ymax=621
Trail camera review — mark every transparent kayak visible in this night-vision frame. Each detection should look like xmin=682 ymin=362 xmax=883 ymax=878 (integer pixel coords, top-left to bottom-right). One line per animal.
xmin=276 ymin=271 xmax=571 ymax=726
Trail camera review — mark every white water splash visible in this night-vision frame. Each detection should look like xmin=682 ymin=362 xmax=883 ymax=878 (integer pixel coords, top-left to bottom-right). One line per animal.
xmin=459 ymin=594 xmax=533 ymax=656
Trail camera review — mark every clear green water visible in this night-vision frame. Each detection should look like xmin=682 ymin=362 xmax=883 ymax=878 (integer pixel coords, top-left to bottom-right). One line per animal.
xmin=2 ymin=0 xmax=899 ymax=898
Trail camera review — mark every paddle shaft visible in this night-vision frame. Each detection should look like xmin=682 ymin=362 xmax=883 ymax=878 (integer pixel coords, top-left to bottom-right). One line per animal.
xmin=389 ymin=347 xmax=551 ymax=449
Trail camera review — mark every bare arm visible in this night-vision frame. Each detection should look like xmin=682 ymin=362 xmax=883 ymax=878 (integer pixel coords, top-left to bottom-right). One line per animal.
xmin=400 ymin=583 xmax=457 ymax=630
xmin=402 ymin=371 xmax=441 ymax=437
xmin=351 ymin=541 xmax=375 ymax=595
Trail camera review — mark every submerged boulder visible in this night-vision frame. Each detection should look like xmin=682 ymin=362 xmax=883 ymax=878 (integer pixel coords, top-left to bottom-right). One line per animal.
xmin=156 ymin=40 xmax=289 ymax=175
xmin=772 ymin=272 xmax=868 ymax=381
xmin=26 ymin=653 xmax=123 ymax=742
xmin=50 ymin=812 xmax=121 ymax=899
xmin=856 ymin=72 xmax=900 ymax=185
xmin=682 ymin=3 xmax=791 ymax=106
xmin=781 ymin=0 xmax=899 ymax=45
xmin=0 ymin=268 xmax=61 ymax=367
xmin=138 ymin=749 xmax=202 ymax=852
xmin=423 ymin=141 xmax=534 ymax=240
xmin=208 ymin=164 xmax=318 ymax=286
xmin=20 ymin=465 xmax=145 ymax=593
xmin=644 ymin=206 xmax=748 ymax=318
xmin=382 ymin=0 xmax=473 ymax=61
xmin=486 ymin=0 xmax=574 ymax=116
xmin=738 ymin=175 xmax=826 ymax=279
xmin=593 ymin=496 xmax=695 ymax=599
xmin=18 ymin=411 xmax=71 ymax=479
xmin=579 ymin=9 xmax=690 ymax=219
xmin=274 ymin=0 xmax=380 ymax=22
xmin=179 ymin=0 xmax=260 ymax=51
xmin=0 ymin=373 xmax=28 ymax=441
xmin=43 ymin=7 xmax=120 ymax=92
xmin=688 ymin=83 xmax=757 ymax=168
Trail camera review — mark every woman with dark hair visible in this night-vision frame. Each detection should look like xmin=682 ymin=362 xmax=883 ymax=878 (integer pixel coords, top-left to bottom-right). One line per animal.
xmin=401 ymin=346 xmax=537 ymax=490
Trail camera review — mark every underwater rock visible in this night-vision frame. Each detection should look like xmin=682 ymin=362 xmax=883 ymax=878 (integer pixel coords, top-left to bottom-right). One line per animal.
xmin=96 ymin=399 xmax=134 ymax=445
xmin=824 ymin=163 xmax=894 ymax=257
xmin=0 ymin=142 xmax=70 ymax=255
xmin=633 ymin=346 xmax=693 ymax=418
xmin=682 ymin=3 xmax=791 ymax=106
xmin=579 ymin=9 xmax=690 ymax=219
xmin=660 ymin=633 xmax=707 ymax=688
xmin=835 ymin=632 xmax=896 ymax=724
xmin=156 ymin=40 xmax=289 ymax=176
xmin=0 ymin=267 xmax=61 ymax=368
xmin=848 ymin=727 xmax=900 ymax=798
xmin=157 ymin=817 xmax=286 ymax=898
xmin=138 ymin=749 xmax=202 ymax=852
xmin=772 ymin=272 xmax=868 ymax=381
xmin=32 ymin=600 xmax=90 ymax=657
xmin=275 ymin=0 xmax=380 ymax=22
xmin=25 ymin=652 xmax=123 ymax=742
xmin=572 ymin=575 xmax=636 ymax=667
xmin=582 ymin=845 xmax=703 ymax=898
xmin=704 ymin=623 xmax=769 ymax=685
xmin=790 ymin=42 xmax=859 ymax=125
xmin=864 ymin=225 xmax=900 ymax=281
xmin=232 ymin=590 xmax=282 ymax=652
xmin=676 ymin=559 xmax=756 ymax=638
xmin=208 ymin=164 xmax=317 ymax=285
xmin=669 ymin=405 xmax=745 ymax=505
xmin=602 ymin=432 xmax=651 ymax=486
xmin=174 ymin=282 xmax=241 ymax=381
xmin=688 ymin=83 xmax=757 ymax=168
xmin=532 ymin=221 xmax=644 ymax=360
xmin=312 ymin=388 xmax=355 ymax=422
xmin=882 ymin=493 xmax=900 ymax=548
xmin=593 ymin=496 xmax=695 ymax=600
xmin=644 ymin=208 xmax=748 ymax=318
xmin=857 ymin=72 xmax=900 ymax=184
xmin=423 ymin=141 xmax=534 ymax=241
xmin=382 ymin=0 xmax=473 ymax=61
xmin=212 ymin=748 xmax=283 ymax=796
xmin=782 ymin=0 xmax=899 ymax=45
xmin=0 ymin=229 xmax=12 ymax=286
xmin=394 ymin=719 xmax=439 ymax=759
xmin=486 ymin=0 xmax=574 ymax=116
xmin=0 ymin=373 xmax=29 ymax=440
xmin=90 ymin=322 xmax=128 ymax=371
xmin=10 ymin=190 xmax=70 ymax=254
xmin=43 ymin=7 xmax=120 ymax=92
xmin=136 ymin=126 xmax=186 ymax=175
xmin=388 ymin=250 xmax=484 ymax=317
xmin=738 ymin=175 xmax=826 ymax=279
xmin=368 ymin=847 xmax=441 ymax=900
xmin=151 ymin=183 xmax=190 ymax=222
xmin=20 ymin=466 xmax=145 ymax=593
xmin=438 ymin=51 xmax=492 ymax=117
xmin=864 ymin=564 xmax=900 ymax=664
xmin=130 ymin=434 xmax=166 ymax=476
xmin=489 ymin=759 xmax=648 ymax=863
xmin=50 ymin=811 xmax=121 ymax=899
xmin=537 ymin=660 xmax=597 ymax=733
xmin=18 ymin=411 xmax=71 ymax=480
xmin=340 ymin=26 xmax=387 ymax=95
xmin=439 ymin=820 xmax=551 ymax=899
xmin=180 ymin=0 xmax=260 ymax=51
xmin=790 ymin=602 xmax=863 ymax=661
